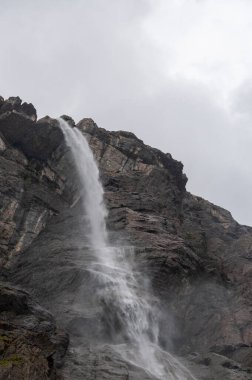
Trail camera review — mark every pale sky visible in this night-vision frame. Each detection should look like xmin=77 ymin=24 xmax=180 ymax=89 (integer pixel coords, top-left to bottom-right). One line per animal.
xmin=1 ymin=0 xmax=252 ymax=225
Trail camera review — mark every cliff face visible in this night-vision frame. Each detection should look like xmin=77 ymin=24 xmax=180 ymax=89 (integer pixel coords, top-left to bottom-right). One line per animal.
xmin=0 ymin=97 xmax=251 ymax=379
xmin=80 ymin=118 xmax=252 ymax=351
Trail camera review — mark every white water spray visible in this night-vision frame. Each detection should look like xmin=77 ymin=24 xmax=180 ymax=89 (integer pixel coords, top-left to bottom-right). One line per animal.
xmin=59 ymin=118 xmax=197 ymax=380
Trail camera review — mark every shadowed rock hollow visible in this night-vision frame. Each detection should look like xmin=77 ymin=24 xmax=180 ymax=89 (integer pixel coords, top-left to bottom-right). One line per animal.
xmin=0 ymin=96 xmax=251 ymax=379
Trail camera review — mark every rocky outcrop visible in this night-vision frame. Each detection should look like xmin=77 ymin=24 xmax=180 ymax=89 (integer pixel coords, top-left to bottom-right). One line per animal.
xmin=0 ymin=96 xmax=37 ymax=121
xmin=0 ymin=283 xmax=68 ymax=380
xmin=79 ymin=118 xmax=252 ymax=378
xmin=0 ymin=96 xmax=251 ymax=379
xmin=0 ymin=97 xmax=74 ymax=378
xmin=80 ymin=117 xmax=252 ymax=352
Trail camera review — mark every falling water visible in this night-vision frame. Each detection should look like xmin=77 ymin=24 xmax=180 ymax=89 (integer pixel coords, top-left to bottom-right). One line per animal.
xmin=58 ymin=118 xmax=196 ymax=380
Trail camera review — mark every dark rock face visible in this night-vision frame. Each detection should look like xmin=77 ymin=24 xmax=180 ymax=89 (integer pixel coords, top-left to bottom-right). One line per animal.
xmin=0 ymin=97 xmax=76 ymax=378
xmin=0 ymin=283 xmax=68 ymax=380
xmin=78 ymin=118 xmax=252 ymax=378
xmin=0 ymin=97 xmax=251 ymax=379
xmin=60 ymin=115 xmax=76 ymax=128
xmin=0 ymin=96 xmax=37 ymax=121
xmin=0 ymin=125 xmax=67 ymax=267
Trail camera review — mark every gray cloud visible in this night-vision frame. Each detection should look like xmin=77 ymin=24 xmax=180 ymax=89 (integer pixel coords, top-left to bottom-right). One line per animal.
xmin=232 ymin=80 xmax=252 ymax=118
xmin=0 ymin=0 xmax=251 ymax=225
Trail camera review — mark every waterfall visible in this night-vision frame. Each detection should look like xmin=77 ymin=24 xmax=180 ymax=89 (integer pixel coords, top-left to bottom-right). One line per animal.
xmin=58 ymin=118 xmax=197 ymax=380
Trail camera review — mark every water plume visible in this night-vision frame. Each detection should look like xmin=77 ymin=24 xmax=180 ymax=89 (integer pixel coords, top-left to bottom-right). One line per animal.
xmin=58 ymin=118 xmax=196 ymax=380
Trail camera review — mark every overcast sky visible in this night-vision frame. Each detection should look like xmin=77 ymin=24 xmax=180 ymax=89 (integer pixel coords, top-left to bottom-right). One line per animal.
xmin=1 ymin=0 xmax=252 ymax=225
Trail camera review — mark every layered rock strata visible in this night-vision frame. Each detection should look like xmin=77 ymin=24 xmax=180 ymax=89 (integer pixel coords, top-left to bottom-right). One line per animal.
xmin=0 ymin=96 xmax=251 ymax=379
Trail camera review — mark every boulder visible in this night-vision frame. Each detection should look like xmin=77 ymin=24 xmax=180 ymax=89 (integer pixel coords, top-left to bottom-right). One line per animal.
xmin=0 ymin=113 xmax=64 ymax=162
xmin=0 ymin=96 xmax=37 ymax=121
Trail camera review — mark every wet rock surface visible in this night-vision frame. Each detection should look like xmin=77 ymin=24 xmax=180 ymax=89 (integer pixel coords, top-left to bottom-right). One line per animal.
xmin=0 ymin=283 xmax=68 ymax=380
xmin=0 ymin=97 xmax=251 ymax=379
xmin=81 ymin=118 xmax=252 ymax=349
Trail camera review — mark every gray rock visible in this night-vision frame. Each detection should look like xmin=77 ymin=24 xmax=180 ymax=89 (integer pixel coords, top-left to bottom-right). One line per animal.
xmin=0 ymin=283 xmax=68 ymax=380
xmin=60 ymin=115 xmax=76 ymax=128
xmin=0 ymin=97 xmax=251 ymax=379
xmin=0 ymin=96 xmax=37 ymax=121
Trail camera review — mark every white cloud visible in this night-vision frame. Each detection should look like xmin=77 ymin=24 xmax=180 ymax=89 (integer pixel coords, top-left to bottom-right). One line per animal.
xmin=0 ymin=0 xmax=252 ymax=225
xmin=144 ymin=0 xmax=252 ymax=104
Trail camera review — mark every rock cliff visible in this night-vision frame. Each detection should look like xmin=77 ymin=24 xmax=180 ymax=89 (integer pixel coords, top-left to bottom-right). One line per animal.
xmin=0 ymin=96 xmax=251 ymax=379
